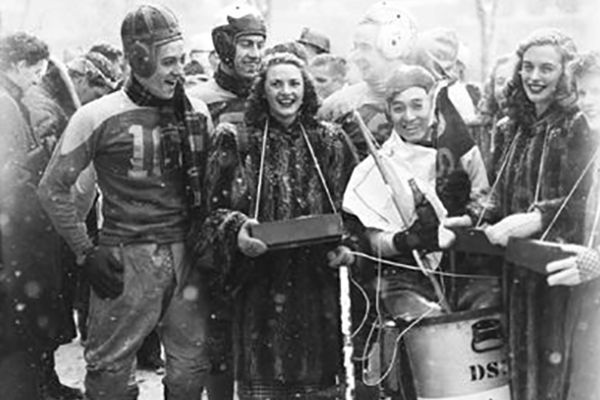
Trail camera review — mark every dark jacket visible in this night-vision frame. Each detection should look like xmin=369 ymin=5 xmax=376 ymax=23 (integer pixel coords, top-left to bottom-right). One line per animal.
xmin=0 ymin=73 xmax=65 ymax=352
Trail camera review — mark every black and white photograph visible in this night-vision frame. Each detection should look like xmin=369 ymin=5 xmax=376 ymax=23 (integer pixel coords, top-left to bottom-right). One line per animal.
xmin=0 ymin=0 xmax=599 ymax=399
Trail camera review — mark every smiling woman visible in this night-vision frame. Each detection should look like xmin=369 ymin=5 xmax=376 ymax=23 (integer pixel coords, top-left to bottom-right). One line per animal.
xmin=264 ymin=62 xmax=305 ymax=126
xmin=479 ymin=29 xmax=594 ymax=400
xmin=189 ymin=50 xmax=358 ymax=400
xmin=520 ymin=44 xmax=564 ymax=116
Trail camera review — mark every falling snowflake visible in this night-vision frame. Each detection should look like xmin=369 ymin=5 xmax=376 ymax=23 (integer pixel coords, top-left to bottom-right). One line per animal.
xmin=24 ymin=281 xmax=42 ymax=299
xmin=273 ymin=293 xmax=286 ymax=304
xmin=549 ymin=351 xmax=562 ymax=365
xmin=183 ymin=285 xmax=199 ymax=301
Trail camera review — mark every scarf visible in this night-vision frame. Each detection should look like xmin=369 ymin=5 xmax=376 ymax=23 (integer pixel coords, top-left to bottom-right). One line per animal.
xmin=214 ymin=65 xmax=254 ymax=98
xmin=125 ymin=75 xmax=207 ymax=213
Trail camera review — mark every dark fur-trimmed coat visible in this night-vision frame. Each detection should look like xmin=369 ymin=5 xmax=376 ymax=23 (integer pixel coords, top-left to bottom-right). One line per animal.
xmin=190 ymin=116 xmax=356 ymax=386
xmin=489 ymin=104 xmax=592 ymax=400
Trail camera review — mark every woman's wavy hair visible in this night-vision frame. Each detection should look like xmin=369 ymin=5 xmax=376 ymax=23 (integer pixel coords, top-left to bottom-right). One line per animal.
xmin=245 ymin=50 xmax=321 ymax=130
xmin=570 ymin=51 xmax=600 ymax=81
xmin=478 ymin=53 xmax=518 ymax=121
xmin=504 ymin=28 xmax=577 ymax=125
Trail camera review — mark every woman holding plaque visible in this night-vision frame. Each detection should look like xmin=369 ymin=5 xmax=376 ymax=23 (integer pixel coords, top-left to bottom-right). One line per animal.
xmin=480 ymin=29 xmax=591 ymax=400
xmin=190 ymin=51 xmax=357 ymax=400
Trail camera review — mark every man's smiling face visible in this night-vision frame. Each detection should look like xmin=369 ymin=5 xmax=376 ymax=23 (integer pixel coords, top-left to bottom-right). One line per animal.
xmin=138 ymin=39 xmax=185 ymax=99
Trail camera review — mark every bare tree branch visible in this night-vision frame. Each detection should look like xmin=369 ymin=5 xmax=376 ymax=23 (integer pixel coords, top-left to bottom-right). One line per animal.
xmin=475 ymin=0 xmax=499 ymax=79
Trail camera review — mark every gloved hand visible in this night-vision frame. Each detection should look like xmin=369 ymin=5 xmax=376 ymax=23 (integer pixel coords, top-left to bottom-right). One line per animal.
xmin=238 ymin=219 xmax=268 ymax=258
xmin=327 ymin=245 xmax=355 ymax=268
xmin=393 ymin=179 xmax=440 ymax=253
xmin=547 ymin=244 xmax=600 ymax=286
xmin=438 ymin=169 xmax=471 ymax=216
xmin=82 ymin=246 xmax=124 ymax=299
xmin=484 ymin=211 xmax=542 ymax=247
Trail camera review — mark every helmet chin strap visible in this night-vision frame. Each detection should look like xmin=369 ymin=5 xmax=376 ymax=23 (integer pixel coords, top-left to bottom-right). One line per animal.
xmin=221 ymin=61 xmax=238 ymax=77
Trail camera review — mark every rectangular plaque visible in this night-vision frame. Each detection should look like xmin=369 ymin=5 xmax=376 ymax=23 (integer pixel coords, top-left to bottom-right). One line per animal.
xmin=505 ymin=237 xmax=576 ymax=274
xmin=450 ymin=228 xmax=505 ymax=256
xmin=250 ymin=214 xmax=343 ymax=251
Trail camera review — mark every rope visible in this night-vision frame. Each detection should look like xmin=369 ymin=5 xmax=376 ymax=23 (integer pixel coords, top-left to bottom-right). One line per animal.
xmin=350 ymin=251 xmax=497 ymax=279
xmin=588 ymin=192 xmax=600 ymax=248
xmin=254 ymin=119 xmax=338 ymax=218
xmin=475 ymin=132 xmax=519 ymax=228
xmin=530 ymin=131 xmax=550 ymax=213
xmin=360 ymin=241 xmax=385 ymax=384
xmin=299 ymin=123 xmax=338 ymax=213
xmin=253 ymin=119 xmax=270 ymax=219
xmin=540 ymin=146 xmax=600 ymax=241
xmin=349 ymin=275 xmax=370 ymax=339
xmin=363 ymin=308 xmax=435 ymax=386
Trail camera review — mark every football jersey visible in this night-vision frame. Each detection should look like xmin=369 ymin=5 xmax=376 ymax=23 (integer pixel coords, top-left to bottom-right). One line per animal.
xmin=39 ymin=90 xmax=211 ymax=255
xmin=189 ymin=79 xmax=250 ymax=151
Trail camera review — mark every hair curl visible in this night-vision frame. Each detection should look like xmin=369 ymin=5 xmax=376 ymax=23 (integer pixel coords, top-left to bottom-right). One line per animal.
xmin=0 ymin=32 xmax=49 ymax=71
xmin=245 ymin=51 xmax=321 ymax=130
xmin=265 ymin=42 xmax=309 ymax=64
xmin=570 ymin=51 xmax=600 ymax=81
xmin=504 ymin=28 xmax=577 ymax=125
xmin=478 ymin=53 xmax=518 ymax=120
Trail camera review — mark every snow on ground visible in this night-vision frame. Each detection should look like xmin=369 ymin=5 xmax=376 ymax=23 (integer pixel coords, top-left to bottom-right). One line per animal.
xmin=55 ymin=338 xmax=165 ymax=400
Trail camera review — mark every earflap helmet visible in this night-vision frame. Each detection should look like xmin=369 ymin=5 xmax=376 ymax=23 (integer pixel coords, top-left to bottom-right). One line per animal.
xmin=121 ymin=4 xmax=183 ymax=78
xmin=211 ymin=3 xmax=266 ymax=68
xmin=360 ymin=1 xmax=418 ymax=60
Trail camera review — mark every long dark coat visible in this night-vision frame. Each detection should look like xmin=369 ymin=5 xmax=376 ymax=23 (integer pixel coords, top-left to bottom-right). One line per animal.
xmin=489 ymin=104 xmax=591 ymax=400
xmin=191 ymin=116 xmax=356 ymax=388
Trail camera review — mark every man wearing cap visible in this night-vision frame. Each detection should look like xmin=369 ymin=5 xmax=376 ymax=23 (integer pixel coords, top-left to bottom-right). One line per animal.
xmin=343 ymin=64 xmax=493 ymax=400
xmin=318 ymin=1 xmax=418 ymax=161
xmin=89 ymin=43 xmax=126 ymax=84
xmin=309 ymin=54 xmax=348 ymax=100
xmin=297 ymin=27 xmax=330 ymax=60
xmin=38 ymin=5 xmax=212 ymax=400
xmin=187 ymin=5 xmax=266 ymax=400
xmin=26 ymin=52 xmax=118 ymax=151
xmin=188 ymin=3 xmax=266 ymax=147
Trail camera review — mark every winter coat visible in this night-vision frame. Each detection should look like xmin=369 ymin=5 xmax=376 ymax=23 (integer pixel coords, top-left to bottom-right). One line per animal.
xmin=182 ymin=71 xmax=249 ymax=372
xmin=190 ymin=116 xmax=356 ymax=387
xmin=0 ymin=73 xmax=65 ymax=352
xmin=488 ymin=104 xmax=591 ymax=400
xmin=21 ymin=60 xmax=92 ymax=346
xmin=23 ymin=60 xmax=80 ymax=151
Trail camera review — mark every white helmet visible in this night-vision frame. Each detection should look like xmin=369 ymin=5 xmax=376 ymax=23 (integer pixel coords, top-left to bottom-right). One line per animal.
xmin=360 ymin=1 xmax=418 ymax=60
